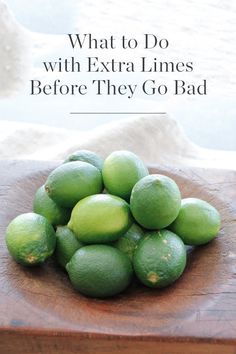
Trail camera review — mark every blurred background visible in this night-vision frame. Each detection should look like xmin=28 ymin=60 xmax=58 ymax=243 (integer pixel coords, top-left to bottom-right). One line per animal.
xmin=0 ymin=0 xmax=235 ymax=150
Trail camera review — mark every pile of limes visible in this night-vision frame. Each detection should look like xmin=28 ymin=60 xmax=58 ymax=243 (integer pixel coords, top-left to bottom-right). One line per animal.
xmin=5 ymin=150 xmax=221 ymax=298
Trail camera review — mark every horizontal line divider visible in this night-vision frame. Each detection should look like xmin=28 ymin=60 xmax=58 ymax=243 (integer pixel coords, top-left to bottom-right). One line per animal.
xmin=70 ymin=112 xmax=167 ymax=115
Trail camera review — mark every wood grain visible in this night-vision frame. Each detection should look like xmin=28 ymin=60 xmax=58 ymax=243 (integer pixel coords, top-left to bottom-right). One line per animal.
xmin=0 ymin=160 xmax=236 ymax=354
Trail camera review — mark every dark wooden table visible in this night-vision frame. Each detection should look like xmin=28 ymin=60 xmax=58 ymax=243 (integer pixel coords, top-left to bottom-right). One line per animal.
xmin=0 ymin=160 xmax=236 ymax=354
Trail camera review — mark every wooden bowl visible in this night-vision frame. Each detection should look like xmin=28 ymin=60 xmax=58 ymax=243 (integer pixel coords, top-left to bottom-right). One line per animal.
xmin=0 ymin=160 xmax=236 ymax=354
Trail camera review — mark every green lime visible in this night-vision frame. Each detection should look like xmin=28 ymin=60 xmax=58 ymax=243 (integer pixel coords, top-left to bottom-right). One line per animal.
xmin=102 ymin=150 xmax=149 ymax=201
xmin=130 ymin=174 xmax=181 ymax=229
xmin=55 ymin=226 xmax=83 ymax=268
xmin=169 ymin=198 xmax=221 ymax=245
xmin=45 ymin=161 xmax=103 ymax=208
xmin=68 ymin=194 xmax=132 ymax=244
xmin=66 ymin=245 xmax=133 ymax=298
xmin=133 ymin=230 xmax=186 ymax=288
xmin=64 ymin=149 xmax=104 ymax=172
xmin=5 ymin=213 xmax=56 ymax=266
xmin=114 ymin=223 xmax=144 ymax=260
xmin=33 ymin=185 xmax=71 ymax=226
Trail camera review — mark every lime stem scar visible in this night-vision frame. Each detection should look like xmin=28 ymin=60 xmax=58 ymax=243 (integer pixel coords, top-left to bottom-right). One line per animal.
xmin=147 ymin=272 xmax=159 ymax=283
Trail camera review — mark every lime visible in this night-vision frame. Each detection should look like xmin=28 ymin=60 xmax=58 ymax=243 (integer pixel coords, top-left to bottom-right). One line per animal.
xmin=66 ymin=245 xmax=133 ymax=298
xmin=102 ymin=150 xmax=149 ymax=201
xmin=55 ymin=226 xmax=83 ymax=268
xmin=130 ymin=174 xmax=181 ymax=229
xmin=5 ymin=213 xmax=56 ymax=266
xmin=114 ymin=223 xmax=144 ymax=260
xmin=169 ymin=198 xmax=221 ymax=245
xmin=64 ymin=149 xmax=104 ymax=171
xmin=68 ymin=194 xmax=132 ymax=244
xmin=45 ymin=161 xmax=103 ymax=208
xmin=133 ymin=230 xmax=186 ymax=288
xmin=33 ymin=185 xmax=71 ymax=226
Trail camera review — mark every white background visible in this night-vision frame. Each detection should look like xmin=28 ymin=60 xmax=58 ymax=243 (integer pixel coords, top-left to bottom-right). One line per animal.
xmin=1 ymin=0 xmax=236 ymax=150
